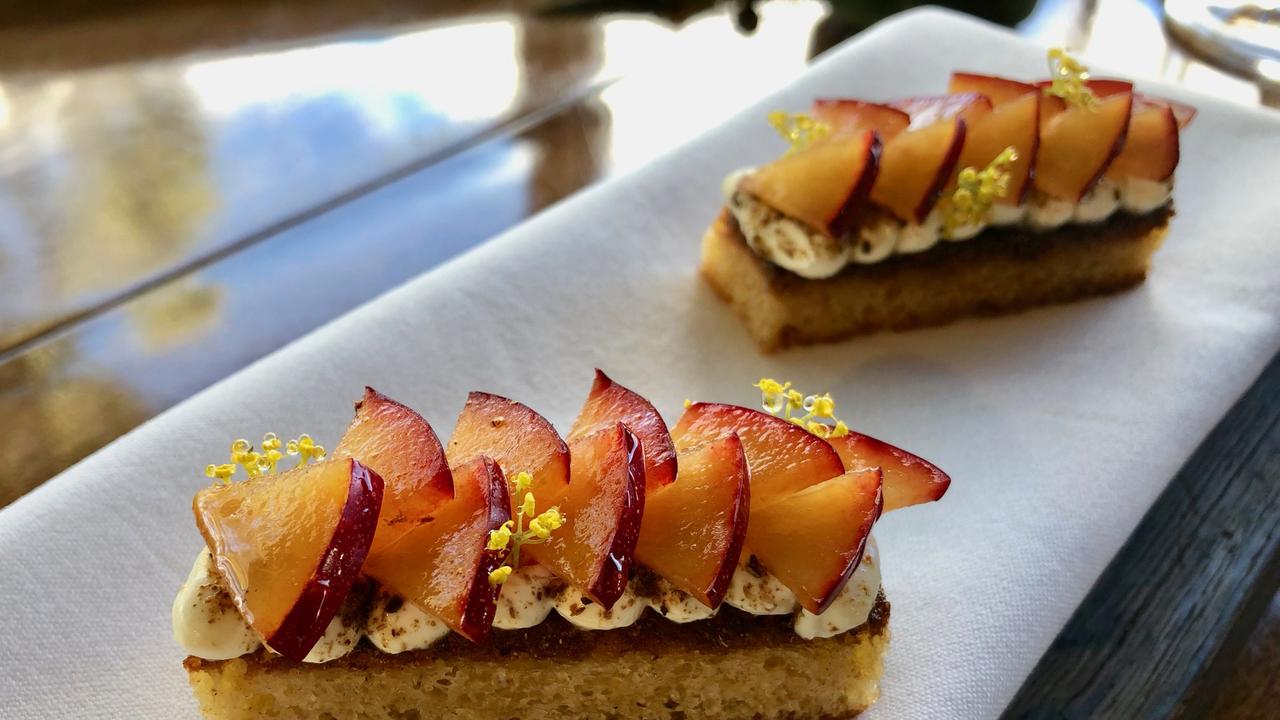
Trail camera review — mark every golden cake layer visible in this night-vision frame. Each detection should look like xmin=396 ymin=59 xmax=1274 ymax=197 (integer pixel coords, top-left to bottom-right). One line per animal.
xmin=702 ymin=208 xmax=1172 ymax=352
xmin=184 ymin=594 xmax=890 ymax=720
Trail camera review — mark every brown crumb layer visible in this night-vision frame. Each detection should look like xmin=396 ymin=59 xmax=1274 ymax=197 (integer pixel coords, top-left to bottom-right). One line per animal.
xmin=702 ymin=207 xmax=1172 ymax=352
xmin=184 ymin=595 xmax=890 ymax=720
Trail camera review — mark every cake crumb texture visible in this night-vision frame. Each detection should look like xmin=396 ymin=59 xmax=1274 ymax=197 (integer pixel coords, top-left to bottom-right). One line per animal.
xmin=185 ymin=599 xmax=889 ymax=720
xmin=701 ymin=208 xmax=1171 ymax=352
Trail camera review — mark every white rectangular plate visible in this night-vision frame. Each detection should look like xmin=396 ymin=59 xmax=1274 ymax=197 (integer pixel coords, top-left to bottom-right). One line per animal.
xmin=2 ymin=8 xmax=1278 ymax=719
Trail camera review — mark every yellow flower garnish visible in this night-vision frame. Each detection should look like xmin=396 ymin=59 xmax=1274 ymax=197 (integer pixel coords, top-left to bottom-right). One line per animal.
xmin=204 ymin=463 xmax=236 ymax=484
xmin=768 ymin=111 xmax=831 ymax=153
xmin=1043 ymin=48 xmax=1097 ymax=109
xmin=755 ymin=378 xmax=850 ymax=439
xmin=486 ymin=475 xmax=565 ymax=586
xmin=286 ymin=433 xmax=326 ymax=466
xmin=487 ymin=521 xmax=514 ymax=552
xmin=204 ymin=432 xmax=325 ymax=482
xmin=944 ymin=146 xmax=1018 ymax=234
xmin=488 ymin=566 xmax=513 ymax=586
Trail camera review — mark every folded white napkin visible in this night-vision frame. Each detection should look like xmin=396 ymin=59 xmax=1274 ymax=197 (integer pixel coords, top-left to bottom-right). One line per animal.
xmin=1 ymin=8 xmax=1277 ymax=719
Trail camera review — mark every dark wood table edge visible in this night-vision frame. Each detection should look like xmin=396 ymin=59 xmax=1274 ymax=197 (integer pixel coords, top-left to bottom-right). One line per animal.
xmin=1002 ymin=350 xmax=1280 ymax=718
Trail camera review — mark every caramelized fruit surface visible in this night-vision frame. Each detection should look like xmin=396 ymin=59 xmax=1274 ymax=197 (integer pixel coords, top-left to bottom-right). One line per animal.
xmin=448 ymin=391 xmax=569 ymax=512
xmin=194 ymin=458 xmax=383 ymax=660
xmin=1036 ymin=92 xmax=1133 ymax=200
xmin=569 ymin=369 xmax=676 ymax=491
xmin=739 ymin=129 xmax=879 ymax=237
xmin=871 ymin=116 xmax=966 ymax=222
xmin=829 ymin=431 xmax=950 ymax=512
xmin=526 ymin=424 xmax=646 ymax=609
xmin=749 ymin=468 xmax=883 ymax=614
xmin=635 ymin=434 xmax=750 ymax=607
xmin=952 ymin=92 xmax=1039 ymax=203
xmin=361 ymin=456 xmax=510 ymax=642
xmin=1105 ymin=102 xmax=1179 ymax=181
xmin=334 ymin=387 xmax=452 ymax=555
xmin=672 ymin=402 xmax=845 ymax=509
xmin=811 ymin=99 xmax=910 ymax=138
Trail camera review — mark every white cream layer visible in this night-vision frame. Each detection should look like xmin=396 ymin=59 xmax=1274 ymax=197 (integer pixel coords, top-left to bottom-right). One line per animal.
xmin=724 ymin=171 xmax=1173 ymax=279
xmin=174 ymin=539 xmax=882 ymax=661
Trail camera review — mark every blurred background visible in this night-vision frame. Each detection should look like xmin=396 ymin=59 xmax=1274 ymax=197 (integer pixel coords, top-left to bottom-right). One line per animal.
xmin=0 ymin=0 xmax=1275 ymax=714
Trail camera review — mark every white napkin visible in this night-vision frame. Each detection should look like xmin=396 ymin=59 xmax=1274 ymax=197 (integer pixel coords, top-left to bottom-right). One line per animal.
xmin=2 ymin=8 xmax=1278 ymax=719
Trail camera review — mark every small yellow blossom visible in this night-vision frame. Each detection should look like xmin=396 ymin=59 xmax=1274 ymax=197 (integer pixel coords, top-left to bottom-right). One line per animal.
xmin=204 ymin=432 xmax=326 ymax=483
xmin=486 ymin=474 xmax=567 ymax=586
xmin=808 ymin=394 xmax=836 ymax=419
xmin=755 ymin=379 xmax=787 ymax=396
xmin=287 ymin=434 xmax=326 ymax=466
xmin=807 ymin=421 xmax=831 ymax=438
xmin=768 ymin=111 xmax=832 ymax=153
xmin=945 ymin=146 xmax=1018 ymax=234
xmin=487 ymin=521 xmax=514 ymax=552
xmin=204 ymin=463 xmax=236 ymax=484
xmin=786 ymin=389 xmax=805 ymax=412
xmin=1043 ymin=48 xmax=1096 ymax=109
xmin=537 ymin=507 xmax=564 ymax=531
xmin=529 ymin=518 xmax=551 ymax=540
xmin=755 ymin=378 xmax=853 ymax=440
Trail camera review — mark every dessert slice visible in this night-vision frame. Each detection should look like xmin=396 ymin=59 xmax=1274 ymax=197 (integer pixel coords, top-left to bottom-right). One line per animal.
xmin=176 ymin=376 xmax=948 ymax=720
xmin=705 ymin=49 xmax=1192 ymax=351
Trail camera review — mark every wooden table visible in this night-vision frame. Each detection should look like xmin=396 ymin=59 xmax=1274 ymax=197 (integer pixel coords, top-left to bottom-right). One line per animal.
xmin=0 ymin=0 xmax=1275 ymax=715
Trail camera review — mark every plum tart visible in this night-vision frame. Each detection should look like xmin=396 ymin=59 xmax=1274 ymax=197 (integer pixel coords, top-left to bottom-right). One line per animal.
xmin=174 ymin=372 xmax=949 ymax=719
xmin=704 ymin=49 xmax=1196 ymax=351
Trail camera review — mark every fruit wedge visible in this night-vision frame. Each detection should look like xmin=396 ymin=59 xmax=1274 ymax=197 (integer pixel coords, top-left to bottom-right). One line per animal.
xmin=1138 ymin=94 xmax=1195 ymax=129
xmin=739 ymin=129 xmax=880 ymax=237
xmin=952 ymin=91 xmax=1039 ymax=204
xmin=194 ymin=458 xmax=384 ymax=661
xmin=635 ymin=434 xmax=749 ymax=608
xmin=362 ymin=456 xmax=511 ymax=643
xmin=334 ymin=387 xmax=453 ymax=555
xmin=1037 ymin=78 xmax=1135 ymax=125
xmin=1105 ymin=101 xmax=1179 ymax=181
xmin=749 ymin=468 xmax=883 ymax=614
xmin=871 ymin=117 xmax=966 ymax=222
xmin=525 ymin=423 xmax=646 ymax=609
xmin=447 ymin=391 xmax=569 ymax=513
xmin=1035 ymin=92 xmax=1132 ymax=200
xmin=828 ymin=431 xmax=950 ymax=512
xmin=948 ymin=72 xmax=1038 ymax=105
xmin=890 ymin=92 xmax=992 ymax=129
xmin=569 ymin=369 xmax=676 ymax=491
xmin=811 ymin=99 xmax=910 ymax=139
xmin=671 ymin=402 xmax=845 ymax=509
